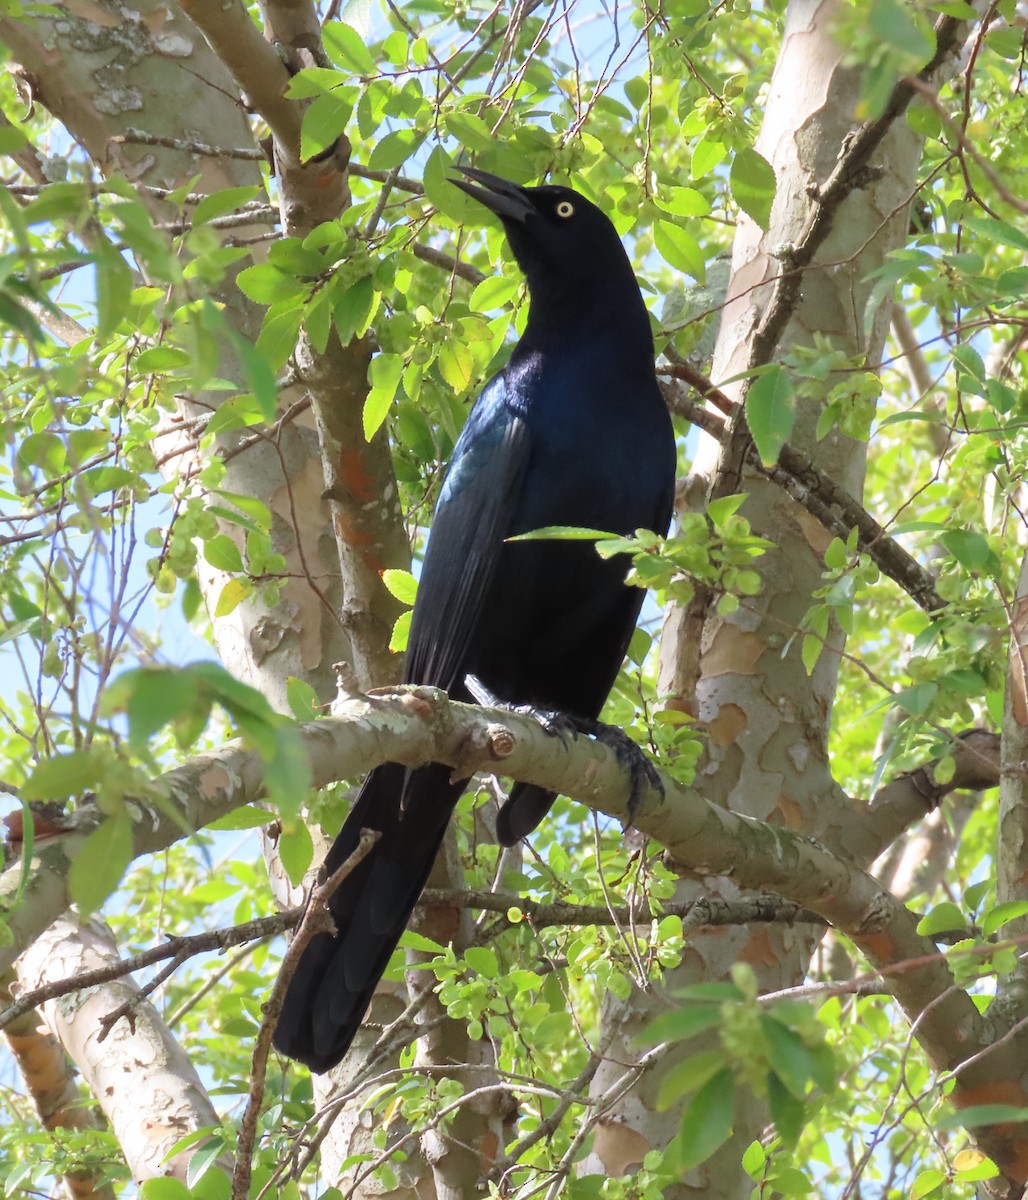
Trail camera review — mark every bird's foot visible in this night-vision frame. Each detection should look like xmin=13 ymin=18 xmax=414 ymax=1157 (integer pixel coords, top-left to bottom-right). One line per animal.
xmin=465 ymin=674 xmax=575 ymax=743
xmin=465 ymin=675 xmax=662 ymax=827
xmin=565 ymin=717 xmax=664 ymax=829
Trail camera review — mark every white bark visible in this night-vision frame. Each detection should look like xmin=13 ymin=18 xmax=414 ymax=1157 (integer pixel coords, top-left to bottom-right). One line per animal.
xmin=17 ymin=917 xmax=229 ymax=1185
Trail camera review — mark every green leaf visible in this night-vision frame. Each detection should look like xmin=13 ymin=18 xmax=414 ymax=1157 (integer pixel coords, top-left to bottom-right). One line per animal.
xmin=261 ymin=727 xmax=311 ymax=824
xmin=305 ymin=292 xmax=332 ymax=354
xmin=646 ymin=1003 xmax=723 ymax=1047
xmin=566 ymin=1178 xmax=604 ymax=1199
xmin=730 ymin=147 xmax=776 ymax=230
xmin=469 ymin=274 xmax=521 ymax=313
xmin=769 ymin=1163 xmax=813 ymax=1194
xmin=136 ymin=346 xmax=190 ymax=372
xmin=389 ymin=609 xmax=412 ymax=652
xmin=0 ymin=124 xmax=29 ymax=157
xmin=961 ymin=215 xmax=1028 ymax=254
xmin=364 ymin=352 xmax=403 ymax=440
xmin=654 ymin=186 xmax=711 ymax=217
xmin=229 ymin=331 xmax=278 ymax=421
xmin=22 ymin=183 xmax=92 ymax=227
xmin=916 ymin=901 xmax=966 ymax=936
xmin=214 ymin=577 xmax=253 ymax=617
xmin=982 ymin=900 xmax=1028 ymax=938
xmin=892 ymin=681 xmax=938 ymax=717
xmin=18 ymin=431 xmax=66 ymax=473
xmin=323 ymin=22 xmax=376 ymax=74
xmin=509 ymin=526 xmax=615 ymax=542
xmin=909 ymin=1168 xmax=946 ymax=1200
xmin=70 ymin=814 xmax=133 ymax=915
xmin=80 ymin=466 xmax=145 ymax=496
xmin=256 ymin=305 xmax=304 ymax=371
xmin=286 ymin=676 xmax=321 ymax=722
xmin=763 ymin=1017 xmax=811 ymax=1098
xmin=444 ymin=112 xmax=496 ymax=154
xmin=22 ymin=750 xmax=106 ymax=801
xmin=423 ymin=143 xmax=468 ymax=221
xmin=937 ymin=1104 xmax=1028 ymax=1129
xmin=95 ymin=241 xmax=133 ymax=339
xmin=953 ymin=1150 xmax=999 ymax=1181
xmin=382 ymin=568 xmax=418 ymax=604
xmin=192 ymin=187 xmax=260 ymax=227
xmin=140 ymin=1181 xmax=192 ymax=1200
xmin=952 ymin=343 xmax=986 ymax=384
xmin=464 ymin=946 xmax=498 ymax=977
xmin=741 ymin=1139 xmax=767 ymax=1180
xmin=203 ymin=533 xmax=244 ymax=572
xmin=185 ymin=1138 xmax=225 ymax=1187
xmin=940 ymin=529 xmax=997 ymax=573
xmin=106 ymin=666 xmax=197 ymax=751
xmin=656 ymin=1048 xmax=727 ymax=1109
xmin=334 ymin=276 xmax=375 ymax=346
xmin=674 ymin=1069 xmax=735 ymax=1170
xmin=277 ymin=820 xmax=314 ymax=885
xmin=438 ymin=340 xmax=475 ymax=393
xmin=691 ymin=136 xmax=727 ymax=179
xmin=870 ymin=0 xmax=934 ymax=60
xmin=653 ymin=219 xmax=705 ymax=282
xmin=399 ymin=930 xmax=446 ymax=954
xmin=207 ymin=806 xmax=272 ymax=831
xmin=746 ymin=367 xmax=795 ymax=466
xmin=707 ymin=493 xmax=746 ymax=524
xmin=237 ymin=264 xmax=302 ymax=305
xmin=367 ymin=130 xmax=425 ymax=172
xmin=286 ymin=67 xmax=350 ymax=98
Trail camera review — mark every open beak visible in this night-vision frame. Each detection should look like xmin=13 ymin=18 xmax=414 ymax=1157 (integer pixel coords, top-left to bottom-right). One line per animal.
xmin=450 ymin=167 xmax=535 ymax=223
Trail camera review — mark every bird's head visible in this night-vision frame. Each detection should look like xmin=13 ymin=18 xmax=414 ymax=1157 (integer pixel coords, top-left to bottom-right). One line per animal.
xmin=450 ymin=167 xmax=644 ymax=327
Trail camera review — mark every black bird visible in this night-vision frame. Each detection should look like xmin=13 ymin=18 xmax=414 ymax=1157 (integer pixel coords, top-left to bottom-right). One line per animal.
xmin=272 ymin=168 xmax=677 ymax=1072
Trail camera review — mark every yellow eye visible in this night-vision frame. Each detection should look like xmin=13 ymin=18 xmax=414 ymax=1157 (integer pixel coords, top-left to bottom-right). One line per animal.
xmin=555 ymin=200 xmax=575 ymax=218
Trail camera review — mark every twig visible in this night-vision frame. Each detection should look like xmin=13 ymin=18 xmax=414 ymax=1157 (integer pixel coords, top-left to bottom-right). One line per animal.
xmin=0 ymin=909 xmax=300 ymax=1032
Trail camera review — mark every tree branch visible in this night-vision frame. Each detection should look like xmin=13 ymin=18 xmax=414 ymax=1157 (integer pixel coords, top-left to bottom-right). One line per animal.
xmin=0 ymin=686 xmax=1018 ymax=1173
xmin=178 ymin=0 xmax=303 ymax=153
xmin=661 ymin=375 xmax=948 ymax=612
xmin=419 ymin=887 xmax=821 ymax=930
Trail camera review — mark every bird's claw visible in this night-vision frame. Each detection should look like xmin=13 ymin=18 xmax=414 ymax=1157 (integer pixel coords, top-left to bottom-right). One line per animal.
xmin=465 ymin=674 xmax=661 ymax=828
xmin=582 ymin=720 xmax=663 ymax=828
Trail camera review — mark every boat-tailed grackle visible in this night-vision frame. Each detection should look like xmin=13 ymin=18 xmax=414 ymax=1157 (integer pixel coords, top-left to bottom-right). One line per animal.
xmin=272 ymin=168 xmax=677 ymax=1072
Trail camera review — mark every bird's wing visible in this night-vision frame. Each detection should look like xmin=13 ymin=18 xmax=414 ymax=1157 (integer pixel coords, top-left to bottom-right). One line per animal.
xmin=404 ymin=374 xmax=531 ymax=691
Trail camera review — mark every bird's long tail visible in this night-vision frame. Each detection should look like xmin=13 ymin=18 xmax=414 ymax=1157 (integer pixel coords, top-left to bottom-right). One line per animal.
xmin=272 ymin=762 xmax=465 ymax=1073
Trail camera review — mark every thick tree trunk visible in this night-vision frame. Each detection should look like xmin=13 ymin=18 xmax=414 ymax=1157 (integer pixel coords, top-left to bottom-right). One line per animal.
xmin=589 ymin=3 xmax=928 ymax=1193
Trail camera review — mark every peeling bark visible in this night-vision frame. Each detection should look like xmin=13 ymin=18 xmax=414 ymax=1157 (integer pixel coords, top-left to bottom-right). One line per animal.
xmin=1 ymin=972 xmax=116 ymax=1200
xmin=638 ymin=1 xmax=945 ymax=1193
xmin=16 ymin=917 xmax=228 ymax=1185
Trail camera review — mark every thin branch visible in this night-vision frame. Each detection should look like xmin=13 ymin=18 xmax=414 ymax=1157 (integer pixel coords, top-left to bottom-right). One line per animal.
xmin=412 ymin=241 xmax=486 ymax=285
xmin=0 ymin=910 xmax=300 ymax=1033
xmin=418 ymin=887 xmax=822 ymax=929
xmin=661 ymin=375 xmax=948 ymax=611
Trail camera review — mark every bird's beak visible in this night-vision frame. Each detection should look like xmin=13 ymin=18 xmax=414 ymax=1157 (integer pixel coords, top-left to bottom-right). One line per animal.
xmin=450 ymin=167 xmax=535 ymax=224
